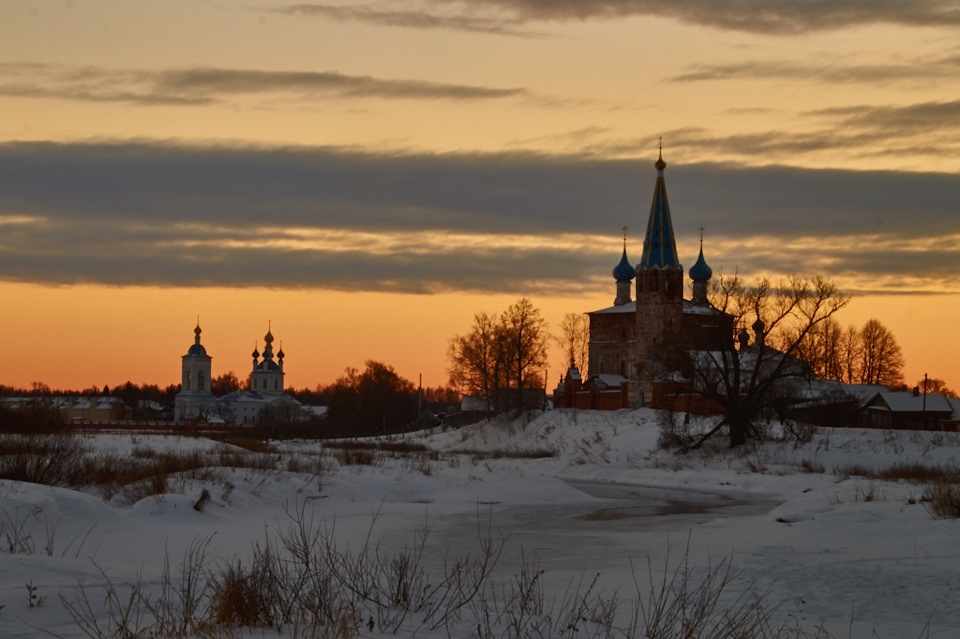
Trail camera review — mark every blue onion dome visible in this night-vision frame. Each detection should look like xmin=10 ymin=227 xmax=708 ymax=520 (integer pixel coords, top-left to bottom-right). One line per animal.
xmin=187 ymin=322 xmax=207 ymax=355
xmin=689 ymin=246 xmax=712 ymax=283
xmin=612 ymin=247 xmax=635 ymax=282
xmin=187 ymin=342 xmax=207 ymax=356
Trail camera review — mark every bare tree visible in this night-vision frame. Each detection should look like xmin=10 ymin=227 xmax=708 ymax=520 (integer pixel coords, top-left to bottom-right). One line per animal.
xmin=556 ymin=312 xmax=589 ymax=373
xmin=839 ymin=324 xmax=862 ymax=384
xmin=684 ymin=273 xmax=850 ymax=448
xmin=858 ymin=318 xmax=905 ymax=387
xmin=500 ymin=298 xmax=551 ymax=414
xmin=448 ymin=299 xmax=550 ymax=414
xmin=448 ymin=311 xmax=507 ymax=411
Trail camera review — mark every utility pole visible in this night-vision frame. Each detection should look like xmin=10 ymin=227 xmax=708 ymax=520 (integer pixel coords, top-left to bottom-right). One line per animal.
xmin=922 ymin=372 xmax=928 ymax=430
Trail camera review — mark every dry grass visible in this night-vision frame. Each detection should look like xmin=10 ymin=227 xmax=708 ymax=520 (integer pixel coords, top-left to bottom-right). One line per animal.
xmin=834 ymin=462 xmax=960 ymax=484
xmin=0 ymin=432 xmax=290 ymax=503
xmin=59 ymin=508 xmax=862 ymax=639
xmin=923 ymin=482 xmax=960 ymax=519
xmin=446 ymin=447 xmax=557 ymax=460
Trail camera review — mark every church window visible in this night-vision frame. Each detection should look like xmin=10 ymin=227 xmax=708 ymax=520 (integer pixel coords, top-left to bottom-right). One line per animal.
xmin=274 ymin=379 xmax=279 ymax=391
xmin=651 ymin=271 xmax=659 ymax=291
xmin=599 ymin=360 xmax=604 ymax=374
xmin=187 ymin=371 xmax=192 ymax=390
xmin=199 ymin=372 xmax=205 ymax=391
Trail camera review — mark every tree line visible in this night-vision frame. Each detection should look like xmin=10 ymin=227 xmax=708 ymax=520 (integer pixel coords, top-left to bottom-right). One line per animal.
xmin=787 ymin=317 xmax=906 ymax=387
xmin=1 ymin=367 xmax=461 ymax=437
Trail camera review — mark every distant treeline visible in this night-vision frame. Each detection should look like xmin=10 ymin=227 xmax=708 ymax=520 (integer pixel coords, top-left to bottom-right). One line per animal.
xmin=0 ymin=363 xmax=461 ymax=437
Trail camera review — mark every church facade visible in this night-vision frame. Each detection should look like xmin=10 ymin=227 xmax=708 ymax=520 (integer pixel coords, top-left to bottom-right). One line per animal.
xmin=585 ymin=152 xmax=732 ymax=408
xmin=174 ymin=323 xmax=301 ymax=425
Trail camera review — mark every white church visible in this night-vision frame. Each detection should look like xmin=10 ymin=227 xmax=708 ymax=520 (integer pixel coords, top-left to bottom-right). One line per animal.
xmin=174 ymin=323 xmax=302 ymax=426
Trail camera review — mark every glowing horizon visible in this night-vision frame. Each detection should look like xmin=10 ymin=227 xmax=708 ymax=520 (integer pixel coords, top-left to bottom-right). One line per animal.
xmin=1 ymin=1 xmax=958 ymax=396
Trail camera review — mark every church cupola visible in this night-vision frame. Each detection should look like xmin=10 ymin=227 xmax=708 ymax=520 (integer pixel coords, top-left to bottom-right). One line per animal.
xmin=250 ymin=322 xmax=285 ymax=395
xmin=612 ymin=227 xmax=635 ymax=306
xmin=689 ymin=230 xmax=713 ymax=306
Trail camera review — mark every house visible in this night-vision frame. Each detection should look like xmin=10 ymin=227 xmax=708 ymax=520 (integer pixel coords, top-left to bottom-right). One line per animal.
xmin=859 ymin=391 xmax=958 ymax=431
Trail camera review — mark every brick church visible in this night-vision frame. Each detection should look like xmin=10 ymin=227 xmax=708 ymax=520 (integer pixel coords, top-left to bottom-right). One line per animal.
xmin=564 ymin=150 xmax=733 ymax=409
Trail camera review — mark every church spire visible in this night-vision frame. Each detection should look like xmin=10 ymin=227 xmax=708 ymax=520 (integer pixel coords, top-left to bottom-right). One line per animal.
xmin=640 ymin=141 xmax=680 ymax=269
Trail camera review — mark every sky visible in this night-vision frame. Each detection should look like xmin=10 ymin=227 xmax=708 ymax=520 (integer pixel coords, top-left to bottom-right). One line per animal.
xmin=2 ymin=0 xmax=959 ymax=392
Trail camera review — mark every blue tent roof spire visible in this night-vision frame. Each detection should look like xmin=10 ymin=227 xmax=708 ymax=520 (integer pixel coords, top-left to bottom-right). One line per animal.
xmin=640 ymin=143 xmax=680 ymax=269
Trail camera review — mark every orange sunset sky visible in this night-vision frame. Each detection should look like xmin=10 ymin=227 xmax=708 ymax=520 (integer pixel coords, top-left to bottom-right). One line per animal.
xmin=2 ymin=1 xmax=959 ymax=392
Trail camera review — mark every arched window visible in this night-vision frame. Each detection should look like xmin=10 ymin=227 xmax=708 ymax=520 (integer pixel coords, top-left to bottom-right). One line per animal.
xmin=187 ymin=371 xmax=192 ymax=390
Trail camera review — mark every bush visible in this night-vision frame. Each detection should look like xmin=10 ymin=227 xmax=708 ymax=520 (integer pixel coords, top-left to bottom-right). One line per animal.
xmin=924 ymin=482 xmax=960 ymax=519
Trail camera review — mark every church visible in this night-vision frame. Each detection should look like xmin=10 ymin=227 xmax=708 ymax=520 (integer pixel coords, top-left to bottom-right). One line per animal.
xmin=174 ymin=323 xmax=302 ymax=425
xmin=581 ymin=150 xmax=732 ymax=408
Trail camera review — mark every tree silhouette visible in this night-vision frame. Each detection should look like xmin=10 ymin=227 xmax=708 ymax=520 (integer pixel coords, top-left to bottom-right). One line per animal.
xmin=858 ymin=318 xmax=905 ymax=387
xmin=211 ymin=371 xmax=242 ymax=396
xmin=915 ymin=377 xmax=957 ymax=397
xmin=684 ymin=273 xmax=849 ymax=448
xmin=557 ymin=312 xmax=589 ymax=374
xmin=448 ymin=298 xmax=550 ymax=414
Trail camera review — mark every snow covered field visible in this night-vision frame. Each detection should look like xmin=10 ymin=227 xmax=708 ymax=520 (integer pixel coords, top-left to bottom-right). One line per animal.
xmin=1 ymin=409 xmax=958 ymax=638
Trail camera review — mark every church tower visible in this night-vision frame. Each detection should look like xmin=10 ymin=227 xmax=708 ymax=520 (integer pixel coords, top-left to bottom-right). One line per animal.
xmin=634 ymin=148 xmax=684 ymax=405
xmin=174 ymin=321 xmax=217 ymax=421
xmin=250 ymin=324 xmax=285 ymax=396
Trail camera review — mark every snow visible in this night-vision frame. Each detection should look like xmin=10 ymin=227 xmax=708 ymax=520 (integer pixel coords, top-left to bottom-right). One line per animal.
xmin=2 ymin=411 xmax=959 ymax=638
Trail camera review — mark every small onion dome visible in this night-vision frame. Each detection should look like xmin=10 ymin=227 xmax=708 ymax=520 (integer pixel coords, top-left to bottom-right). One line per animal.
xmin=655 ymin=146 xmax=666 ymax=171
xmin=194 ymin=323 xmax=202 ymax=339
xmin=612 ymin=248 xmax=635 ymax=282
xmin=264 ymin=329 xmax=274 ymax=345
xmin=277 ymin=347 xmax=285 ymax=360
xmin=752 ymin=318 xmax=765 ymax=334
xmin=689 ymin=247 xmax=712 ymax=283
xmin=252 ymin=343 xmax=260 ymax=359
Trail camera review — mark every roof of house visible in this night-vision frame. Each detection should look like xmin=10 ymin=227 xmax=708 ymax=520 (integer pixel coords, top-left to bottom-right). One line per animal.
xmin=870 ymin=391 xmax=955 ymax=414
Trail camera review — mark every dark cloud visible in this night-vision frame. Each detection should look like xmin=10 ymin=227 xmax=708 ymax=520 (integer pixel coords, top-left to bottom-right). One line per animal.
xmin=273 ymin=3 xmax=538 ymax=36
xmin=815 ymin=99 xmax=960 ymax=136
xmin=670 ymin=56 xmax=960 ymax=84
xmin=658 ymin=97 xmax=960 ymax=163
xmin=1 ymin=141 xmax=958 ymax=295
xmin=0 ymin=63 xmax=524 ymax=107
xmin=271 ymin=1 xmax=960 ymax=35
